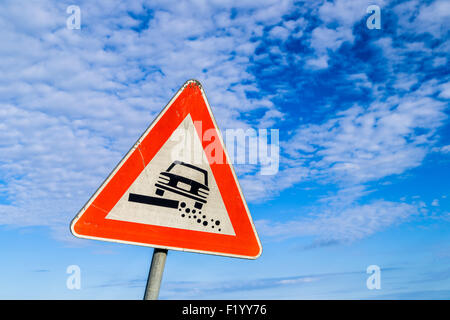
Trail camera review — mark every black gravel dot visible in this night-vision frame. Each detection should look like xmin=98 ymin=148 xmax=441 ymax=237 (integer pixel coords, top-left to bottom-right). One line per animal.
xmin=181 ymin=214 xmax=185 ymax=217
xmin=192 ymin=209 xmax=196 ymax=214
xmin=197 ymin=219 xmax=201 ymax=223
xmin=215 ymin=220 xmax=220 ymax=226
xmin=203 ymin=221 xmax=208 ymax=226
xmin=185 ymin=208 xmax=190 ymax=213
xmin=203 ymin=215 xmax=206 ymax=219
xmin=180 ymin=202 xmax=186 ymax=208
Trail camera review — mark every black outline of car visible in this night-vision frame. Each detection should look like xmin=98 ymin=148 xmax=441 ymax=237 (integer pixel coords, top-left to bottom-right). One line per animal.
xmin=154 ymin=161 xmax=209 ymax=210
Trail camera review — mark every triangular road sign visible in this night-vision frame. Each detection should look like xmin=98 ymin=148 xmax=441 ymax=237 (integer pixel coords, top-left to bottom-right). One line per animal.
xmin=71 ymin=80 xmax=262 ymax=259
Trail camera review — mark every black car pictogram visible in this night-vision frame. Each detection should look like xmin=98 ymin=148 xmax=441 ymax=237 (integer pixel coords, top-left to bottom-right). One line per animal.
xmin=154 ymin=161 xmax=209 ymax=210
xmin=127 ymin=160 xmax=222 ymax=231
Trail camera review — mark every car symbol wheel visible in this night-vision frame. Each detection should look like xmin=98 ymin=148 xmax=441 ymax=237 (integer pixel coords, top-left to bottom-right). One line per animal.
xmin=194 ymin=202 xmax=203 ymax=210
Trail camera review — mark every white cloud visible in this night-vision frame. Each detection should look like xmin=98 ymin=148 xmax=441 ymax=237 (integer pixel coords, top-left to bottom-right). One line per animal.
xmin=268 ymin=25 xmax=290 ymax=41
xmin=247 ymin=75 xmax=447 ymax=243
xmin=310 ymin=26 xmax=354 ymax=52
xmin=318 ymin=0 xmax=386 ymax=27
xmin=394 ymin=0 xmax=450 ymax=38
xmin=439 ymin=82 xmax=450 ymax=99
xmin=239 ymin=160 xmax=309 ymax=202
xmin=0 ymin=104 xmax=121 ymax=228
xmin=415 ymin=0 xmax=450 ymax=38
xmin=306 ymin=55 xmax=329 ymax=69
xmin=285 ymin=89 xmax=447 ymax=184
xmin=433 ymin=57 xmax=447 ymax=67
xmin=283 ymin=17 xmax=306 ymax=35
xmin=306 ymin=26 xmax=354 ymax=69
xmin=304 ymin=0 xmax=387 ymax=70
xmin=348 ymin=73 xmax=373 ymax=89
xmin=160 ymin=273 xmax=322 ymax=298
xmin=393 ymin=73 xmax=419 ymax=91
xmin=256 ymin=200 xmax=417 ymax=242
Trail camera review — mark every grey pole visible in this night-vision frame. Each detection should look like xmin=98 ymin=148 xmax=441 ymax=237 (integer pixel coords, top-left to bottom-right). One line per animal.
xmin=143 ymin=248 xmax=168 ymax=300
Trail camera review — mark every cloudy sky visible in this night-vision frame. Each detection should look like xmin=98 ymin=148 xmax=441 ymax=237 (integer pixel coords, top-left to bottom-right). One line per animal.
xmin=0 ymin=0 xmax=449 ymax=299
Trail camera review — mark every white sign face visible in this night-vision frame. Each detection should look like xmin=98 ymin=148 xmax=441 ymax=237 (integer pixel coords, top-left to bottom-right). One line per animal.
xmin=105 ymin=114 xmax=236 ymax=236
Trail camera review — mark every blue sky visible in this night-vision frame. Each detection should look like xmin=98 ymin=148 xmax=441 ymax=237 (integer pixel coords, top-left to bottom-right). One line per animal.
xmin=0 ymin=0 xmax=449 ymax=299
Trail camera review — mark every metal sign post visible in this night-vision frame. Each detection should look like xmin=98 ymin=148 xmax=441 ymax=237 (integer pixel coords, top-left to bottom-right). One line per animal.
xmin=143 ymin=248 xmax=168 ymax=300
